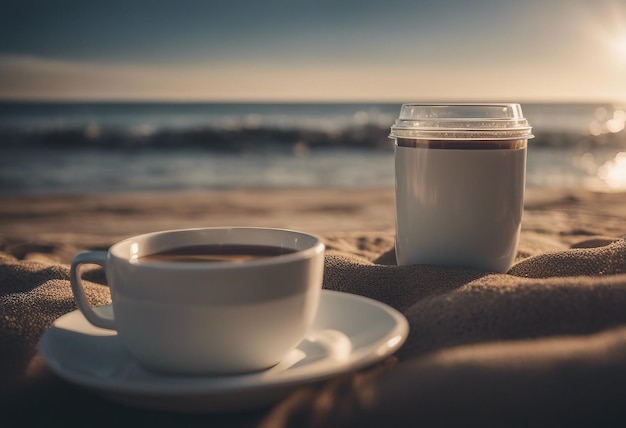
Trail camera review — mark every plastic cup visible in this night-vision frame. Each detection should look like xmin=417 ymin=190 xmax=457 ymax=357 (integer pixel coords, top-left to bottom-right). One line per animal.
xmin=390 ymin=103 xmax=533 ymax=272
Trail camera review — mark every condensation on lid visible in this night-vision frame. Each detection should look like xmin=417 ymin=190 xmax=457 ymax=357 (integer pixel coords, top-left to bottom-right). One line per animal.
xmin=389 ymin=103 xmax=534 ymax=140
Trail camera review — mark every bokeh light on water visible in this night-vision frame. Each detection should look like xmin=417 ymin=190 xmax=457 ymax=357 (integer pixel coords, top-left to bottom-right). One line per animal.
xmin=559 ymin=105 xmax=626 ymax=192
xmin=597 ymin=152 xmax=626 ymax=191
xmin=589 ymin=107 xmax=626 ymax=136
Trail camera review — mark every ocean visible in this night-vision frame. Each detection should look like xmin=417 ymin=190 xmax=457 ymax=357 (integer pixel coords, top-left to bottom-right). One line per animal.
xmin=1 ymin=101 xmax=625 ymax=194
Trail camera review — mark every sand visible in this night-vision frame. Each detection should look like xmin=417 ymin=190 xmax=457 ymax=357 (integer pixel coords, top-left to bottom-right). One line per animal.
xmin=0 ymin=188 xmax=394 ymax=260
xmin=0 ymin=187 xmax=624 ymax=262
xmin=3 ymin=187 xmax=626 ymax=427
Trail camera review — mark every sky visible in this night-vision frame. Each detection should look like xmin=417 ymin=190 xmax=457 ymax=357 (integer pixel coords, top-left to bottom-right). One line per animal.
xmin=0 ymin=0 xmax=626 ymax=102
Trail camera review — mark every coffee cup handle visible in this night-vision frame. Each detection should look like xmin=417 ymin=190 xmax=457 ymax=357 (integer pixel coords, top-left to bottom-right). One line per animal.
xmin=70 ymin=251 xmax=116 ymax=330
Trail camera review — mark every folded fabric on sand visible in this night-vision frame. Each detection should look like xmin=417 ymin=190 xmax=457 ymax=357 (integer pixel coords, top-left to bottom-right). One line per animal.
xmin=2 ymin=230 xmax=626 ymax=427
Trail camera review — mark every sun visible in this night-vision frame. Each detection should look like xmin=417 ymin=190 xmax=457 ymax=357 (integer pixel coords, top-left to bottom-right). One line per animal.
xmin=584 ymin=0 xmax=626 ymax=66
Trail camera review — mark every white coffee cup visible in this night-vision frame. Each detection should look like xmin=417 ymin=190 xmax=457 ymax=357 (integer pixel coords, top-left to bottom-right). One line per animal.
xmin=390 ymin=103 xmax=533 ymax=273
xmin=70 ymin=227 xmax=325 ymax=375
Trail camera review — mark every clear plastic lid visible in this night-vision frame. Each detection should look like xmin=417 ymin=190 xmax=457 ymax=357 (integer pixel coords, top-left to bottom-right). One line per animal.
xmin=389 ymin=103 xmax=534 ymax=140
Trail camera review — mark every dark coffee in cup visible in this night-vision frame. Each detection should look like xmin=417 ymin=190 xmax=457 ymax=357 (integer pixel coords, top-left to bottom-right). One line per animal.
xmin=396 ymin=138 xmax=527 ymax=150
xmin=139 ymin=244 xmax=297 ymax=263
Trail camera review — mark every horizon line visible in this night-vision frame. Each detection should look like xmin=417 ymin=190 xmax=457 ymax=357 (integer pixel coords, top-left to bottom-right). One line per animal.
xmin=0 ymin=97 xmax=622 ymax=105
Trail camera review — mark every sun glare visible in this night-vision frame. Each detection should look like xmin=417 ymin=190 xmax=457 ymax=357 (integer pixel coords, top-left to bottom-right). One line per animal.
xmin=585 ymin=0 xmax=626 ymax=67
xmin=611 ymin=33 xmax=626 ymax=63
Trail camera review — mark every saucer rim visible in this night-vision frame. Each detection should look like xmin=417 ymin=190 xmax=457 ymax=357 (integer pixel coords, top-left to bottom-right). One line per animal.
xmin=39 ymin=289 xmax=409 ymax=397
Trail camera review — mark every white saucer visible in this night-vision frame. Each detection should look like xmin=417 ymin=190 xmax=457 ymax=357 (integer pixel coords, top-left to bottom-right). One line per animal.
xmin=38 ymin=289 xmax=409 ymax=413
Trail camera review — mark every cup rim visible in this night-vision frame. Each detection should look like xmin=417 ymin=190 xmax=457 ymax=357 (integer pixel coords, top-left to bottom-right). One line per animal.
xmin=389 ymin=102 xmax=534 ymax=141
xmin=108 ymin=227 xmax=325 ymax=269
